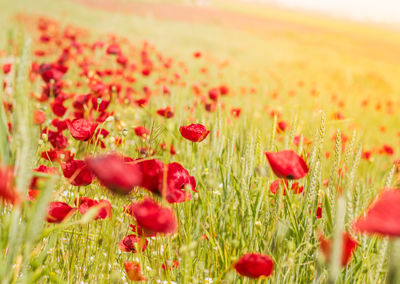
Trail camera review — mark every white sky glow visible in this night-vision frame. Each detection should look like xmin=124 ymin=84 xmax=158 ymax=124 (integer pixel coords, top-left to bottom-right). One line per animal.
xmin=243 ymin=0 xmax=400 ymax=24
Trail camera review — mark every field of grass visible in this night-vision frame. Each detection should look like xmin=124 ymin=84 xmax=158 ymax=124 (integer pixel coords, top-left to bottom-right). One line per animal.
xmin=1 ymin=0 xmax=400 ymax=283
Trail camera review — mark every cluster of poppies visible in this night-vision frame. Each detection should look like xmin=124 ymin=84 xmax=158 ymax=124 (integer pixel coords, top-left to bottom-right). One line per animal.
xmin=1 ymin=14 xmax=400 ymax=282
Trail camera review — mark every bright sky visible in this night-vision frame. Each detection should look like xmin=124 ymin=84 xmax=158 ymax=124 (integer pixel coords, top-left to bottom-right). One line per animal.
xmin=245 ymin=0 xmax=400 ymax=24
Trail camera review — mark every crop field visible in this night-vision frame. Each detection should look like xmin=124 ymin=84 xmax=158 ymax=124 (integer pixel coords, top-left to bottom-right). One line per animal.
xmin=1 ymin=0 xmax=400 ymax=283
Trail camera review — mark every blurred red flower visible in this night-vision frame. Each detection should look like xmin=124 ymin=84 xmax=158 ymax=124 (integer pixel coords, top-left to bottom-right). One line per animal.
xmin=165 ymin=162 xmax=197 ymax=203
xmin=33 ymin=109 xmax=46 ymax=125
xmin=318 ymin=232 xmax=358 ymax=266
xmin=157 ymin=106 xmax=174 ymax=118
xmin=162 ymin=260 xmax=179 ymax=271
xmin=50 ymin=99 xmax=67 ymax=117
xmin=66 ymin=118 xmax=98 ymax=141
xmin=118 ymin=235 xmax=148 ymax=253
xmin=134 ymin=126 xmax=149 ymax=138
xmin=2 ymin=63 xmax=11 ymax=74
xmin=179 ymin=123 xmax=210 ymax=142
xmin=135 ymin=159 xmax=164 ymax=194
xmin=0 ymin=165 xmax=20 ymax=206
xmin=61 ymin=159 xmax=94 ymax=186
xmin=353 ymin=189 xmax=400 ymax=237
xmin=74 ymin=197 xmax=112 ymax=220
xmin=39 ymin=63 xmax=68 ymax=83
xmin=86 ymin=154 xmax=143 ymax=194
xmin=265 ymin=150 xmax=309 ymax=179
xmin=46 ymin=201 xmax=75 ymax=223
xmin=30 ymin=165 xmax=58 ymax=191
xmin=131 ymin=198 xmax=177 ymax=235
xmin=124 ymin=261 xmax=147 ymax=281
xmin=234 ymin=253 xmax=274 ymax=278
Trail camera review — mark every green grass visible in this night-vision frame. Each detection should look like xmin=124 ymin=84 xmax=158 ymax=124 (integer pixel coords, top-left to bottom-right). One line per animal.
xmin=1 ymin=0 xmax=400 ymax=283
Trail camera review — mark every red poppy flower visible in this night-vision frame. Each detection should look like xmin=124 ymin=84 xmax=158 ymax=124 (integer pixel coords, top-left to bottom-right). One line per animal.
xmin=28 ymin=189 xmax=40 ymax=201
xmin=86 ymin=154 xmax=143 ymax=194
xmin=205 ymin=102 xmax=217 ymax=112
xmin=231 ymin=108 xmax=241 ymax=118
xmin=66 ymin=118 xmax=98 ymax=141
xmin=129 ymin=224 xmax=156 ymax=237
xmin=50 ymin=99 xmax=67 ymax=117
xmin=91 ymin=96 xmax=110 ymax=112
xmin=106 ymin=43 xmax=121 ymax=55
xmin=265 ymin=150 xmax=309 ymax=179
xmin=42 ymin=128 xmax=68 ymax=149
xmin=234 ymin=253 xmax=274 ymax=278
xmin=208 ymin=88 xmax=219 ymax=101
xmin=131 ymin=198 xmax=178 ymax=235
xmin=135 ymin=159 xmax=164 ymax=194
xmin=318 ymin=232 xmax=358 ymax=266
xmin=61 ymin=159 xmax=94 ymax=186
xmin=33 ymin=109 xmax=46 ymax=125
xmin=157 ymin=107 xmax=174 ymax=118
xmin=0 ymin=165 xmax=20 ymax=206
xmin=2 ymin=63 xmax=11 ymax=74
xmin=277 ymin=121 xmax=288 ymax=133
xmin=74 ymin=197 xmax=112 ymax=220
xmin=39 ymin=63 xmax=68 ymax=83
xmin=316 ymin=206 xmax=323 ymax=219
xmin=381 ymin=144 xmax=394 ymax=155
xmin=362 ymin=150 xmax=372 ymax=161
xmin=118 ymin=235 xmax=148 ymax=253
xmin=46 ymin=201 xmax=75 ymax=223
xmin=269 ymin=179 xmax=286 ymax=194
xmin=353 ymin=189 xmax=400 ymax=237
xmin=162 ymin=260 xmax=179 ymax=271
xmin=41 ymin=149 xmax=74 ymax=162
xmin=165 ymin=162 xmax=197 ymax=203
xmin=134 ymin=126 xmax=149 ymax=138
xmin=30 ymin=165 xmax=58 ymax=190
xmin=193 ymin=51 xmax=202 ymax=58
xmin=179 ymin=124 xmax=210 ymax=142
xmin=124 ymin=261 xmax=147 ymax=281
xmin=219 ymin=85 xmax=229 ymax=95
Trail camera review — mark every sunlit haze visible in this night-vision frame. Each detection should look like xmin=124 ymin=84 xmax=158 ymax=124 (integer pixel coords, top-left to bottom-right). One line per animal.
xmin=242 ymin=0 xmax=400 ymax=24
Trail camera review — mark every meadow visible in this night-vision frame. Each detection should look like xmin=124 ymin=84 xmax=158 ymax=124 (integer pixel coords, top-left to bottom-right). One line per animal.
xmin=1 ymin=0 xmax=400 ymax=283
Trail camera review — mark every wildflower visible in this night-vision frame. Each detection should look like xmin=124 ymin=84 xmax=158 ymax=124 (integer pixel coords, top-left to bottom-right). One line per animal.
xmin=86 ymin=154 xmax=143 ymax=194
xmin=165 ymin=162 xmax=197 ymax=203
xmin=0 ymin=165 xmax=20 ymax=206
xmin=231 ymin=108 xmax=241 ymax=118
xmin=265 ymin=150 xmax=309 ymax=179
xmin=179 ymin=124 xmax=210 ymax=142
xmin=61 ymin=159 xmax=94 ymax=186
xmin=118 ymin=235 xmax=148 ymax=253
xmin=39 ymin=63 xmax=67 ymax=83
xmin=162 ymin=260 xmax=179 ymax=271
xmin=50 ymin=99 xmax=67 ymax=117
xmin=157 ymin=107 xmax=174 ymax=118
xmin=277 ymin=121 xmax=288 ymax=133
xmin=131 ymin=198 xmax=178 ymax=235
xmin=66 ymin=118 xmax=98 ymax=141
xmin=74 ymin=197 xmax=112 ymax=219
xmin=134 ymin=126 xmax=149 ymax=138
xmin=208 ymin=88 xmax=219 ymax=101
xmin=46 ymin=201 xmax=75 ymax=223
xmin=33 ymin=110 xmax=46 ymax=125
xmin=30 ymin=165 xmax=58 ymax=190
xmin=124 ymin=261 xmax=147 ymax=281
xmin=269 ymin=179 xmax=303 ymax=194
xmin=318 ymin=232 xmax=358 ymax=266
xmin=353 ymin=189 xmax=400 ymax=236
xmin=2 ymin=63 xmax=12 ymax=74
xmin=234 ymin=253 xmax=274 ymax=278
